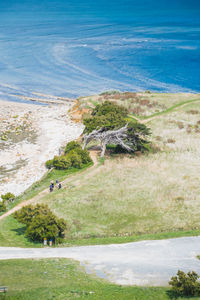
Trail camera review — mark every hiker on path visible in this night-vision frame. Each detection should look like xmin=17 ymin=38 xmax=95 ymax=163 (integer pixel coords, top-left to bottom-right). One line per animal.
xmin=58 ymin=182 xmax=62 ymax=189
xmin=49 ymin=184 xmax=53 ymax=192
xmin=51 ymin=180 xmax=54 ymax=188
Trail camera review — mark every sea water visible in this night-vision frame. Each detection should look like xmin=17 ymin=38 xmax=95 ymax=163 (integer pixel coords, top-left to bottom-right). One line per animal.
xmin=0 ymin=0 xmax=199 ymax=102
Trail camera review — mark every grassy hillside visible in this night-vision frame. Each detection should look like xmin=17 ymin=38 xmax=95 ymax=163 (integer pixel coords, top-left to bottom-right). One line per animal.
xmin=0 ymin=258 xmax=195 ymax=300
xmin=0 ymin=92 xmax=200 ymax=247
xmin=37 ymin=93 xmax=200 ymax=240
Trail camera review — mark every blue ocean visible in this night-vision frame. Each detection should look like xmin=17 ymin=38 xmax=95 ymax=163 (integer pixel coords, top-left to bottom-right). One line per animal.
xmin=0 ymin=0 xmax=199 ymax=102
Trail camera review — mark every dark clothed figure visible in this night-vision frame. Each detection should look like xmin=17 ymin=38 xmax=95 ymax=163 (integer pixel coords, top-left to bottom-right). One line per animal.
xmin=51 ymin=180 xmax=54 ymax=188
xmin=49 ymin=184 xmax=53 ymax=192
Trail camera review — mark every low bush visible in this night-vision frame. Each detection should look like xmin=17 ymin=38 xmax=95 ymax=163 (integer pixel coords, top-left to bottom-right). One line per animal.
xmin=64 ymin=141 xmax=82 ymax=154
xmin=45 ymin=159 xmax=54 ymax=169
xmin=1 ymin=192 xmax=15 ymax=202
xmin=14 ymin=204 xmax=67 ymax=242
xmin=45 ymin=141 xmax=92 ymax=171
xmin=52 ymin=155 xmax=71 ymax=170
xmin=169 ymin=270 xmax=200 ymax=297
xmin=73 ymin=148 xmax=91 ymax=164
xmin=67 ymin=151 xmax=82 ymax=168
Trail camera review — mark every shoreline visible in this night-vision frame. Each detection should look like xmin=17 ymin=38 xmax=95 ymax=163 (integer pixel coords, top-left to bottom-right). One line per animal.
xmin=0 ymin=99 xmax=84 ymax=197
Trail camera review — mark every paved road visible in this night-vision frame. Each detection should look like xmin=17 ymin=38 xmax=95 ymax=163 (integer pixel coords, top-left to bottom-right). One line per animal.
xmin=0 ymin=236 xmax=200 ymax=286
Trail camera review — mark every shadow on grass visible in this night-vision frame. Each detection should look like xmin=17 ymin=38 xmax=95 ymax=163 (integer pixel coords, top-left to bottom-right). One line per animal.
xmin=11 ymin=225 xmax=26 ymax=236
xmin=166 ymin=289 xmax=200 ymax=299
xmin=11 ymin=226 xmax=41 ymax=246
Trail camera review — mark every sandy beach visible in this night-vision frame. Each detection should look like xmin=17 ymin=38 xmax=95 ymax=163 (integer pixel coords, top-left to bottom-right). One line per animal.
xmin=0 ymin=100 xmax=84 ymax=197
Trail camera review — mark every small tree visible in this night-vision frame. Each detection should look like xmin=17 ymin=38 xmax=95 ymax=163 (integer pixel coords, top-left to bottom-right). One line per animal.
xmin=14 ymin=204 xmax=67 ymax=242
xmin=169 ymin=270 xmax=200 ymax=296
xmin=25 ymin=213 xmax=66 ymax=242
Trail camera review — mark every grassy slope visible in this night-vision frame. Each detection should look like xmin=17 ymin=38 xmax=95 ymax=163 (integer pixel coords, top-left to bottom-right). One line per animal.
xmin=1 ymin=93 xmax=200 ymax=247
xmin=37 ymin=98 xmax=200 ymax=242
xmin=0 ymin=258 xmax=195 ymax=300
xmin=0 ymin=162 xmax=92 ymax=216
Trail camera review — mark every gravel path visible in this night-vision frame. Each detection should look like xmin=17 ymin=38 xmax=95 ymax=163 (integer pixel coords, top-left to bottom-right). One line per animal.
xmin=0 ymin=236 xmax=200 ymax=286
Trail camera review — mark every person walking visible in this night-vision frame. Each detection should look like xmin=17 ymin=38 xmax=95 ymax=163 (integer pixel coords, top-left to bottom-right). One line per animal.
xmin=49 ymin=184 xmax=53 ymax=192
xmin=51 ymin=180 xmax=54 ymax=188
xmin=58 ymin=182 xmax=62 ymax=189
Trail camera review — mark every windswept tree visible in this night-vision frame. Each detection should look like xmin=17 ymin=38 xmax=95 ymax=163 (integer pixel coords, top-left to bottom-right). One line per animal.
xmin=83 ymin=101 xmax=151 ymax=157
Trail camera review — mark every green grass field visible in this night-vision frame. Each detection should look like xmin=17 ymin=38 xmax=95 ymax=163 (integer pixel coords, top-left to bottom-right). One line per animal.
xmin=0 ymin=258 xmax=197 ymax=300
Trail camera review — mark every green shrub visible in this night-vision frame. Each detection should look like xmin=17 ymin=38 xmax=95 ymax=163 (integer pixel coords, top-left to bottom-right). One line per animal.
xmin=45 ymin=159 xmax=53 ymax=169
xmin=169 ymin=270 xmax=200 ymax=296
xmin=1 ymin=192 xmax=15 ymax=202
xmin=75 ymin=148 xmax=92 ymax=164
xmin=45 ymin=141 xmax=92 ymax=171
xmin=14 ymin=204 xmax=67 ymax=242
xmin=64 ymin=141 xmax=82 ymax=154
xmin=52 ymin=155 xmax=71 ymax=170
xmin=92 ymin=101 xmax=127 ymax=117
xmin=0 ymin=201 xmax=6 ymax=212
xmin=67 ymin=151 xmax=82 ymax=168
xmin=14 ymin=204 xmax=50 ymax=225
xmin=25 ymin=214 xmax=59 ymax=241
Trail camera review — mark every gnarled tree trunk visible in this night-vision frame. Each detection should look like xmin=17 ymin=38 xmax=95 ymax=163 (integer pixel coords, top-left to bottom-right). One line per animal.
xmin=83 ymin=125 xmax=133 ymax=157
